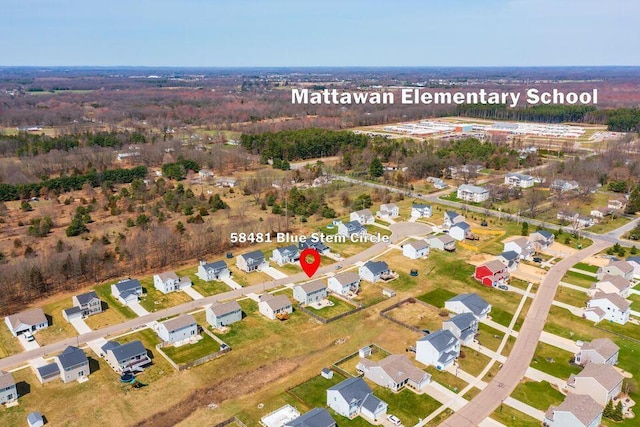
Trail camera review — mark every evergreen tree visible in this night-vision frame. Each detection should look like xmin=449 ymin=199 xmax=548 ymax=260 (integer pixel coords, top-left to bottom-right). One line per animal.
xmin=369 ymin=157 xmax=384 ymax=177
xmin=631 ymin=245 xmax=638 ymax=255
xmin=626 ymin=185 xmax=640 ymax=214
xmin=521 ymin=221 xmax=529 ymax=236
xmin=603 ymin=399 xmax=613 ymax=419
xmin=612 ymin=401 xmax=624 ymax=421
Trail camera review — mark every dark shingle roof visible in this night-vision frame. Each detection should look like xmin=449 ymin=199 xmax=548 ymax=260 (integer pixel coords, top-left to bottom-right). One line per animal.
xmin=362 ymin=260 xmax=390 ymax=275
xmin=75 ymin=291 xmax=99 ymax=306
xmin=447 ymin=293 xmax=490 ymax=317
xmin=103 ymin=340 xmax=147 ymax=363
xmin=328 ymin=377 xmax=373 ymax=403
xmin=114 ymin=278 xmax=142 ymax=294
xmin=57 ymin=346 xmax=88 ymax=370
xmin=241 ymin=250 xmax=265 ymax=265
xmin=201 ymin=260 xmax=228 ymax=272
xmin=286 ymin=408 xmax=336 ymax=427
xmin=37 ymin=362 xmax=60 ymax=379
xmin=445 ymin=313 xmax=477 ymax=330
xmin=418 ymin=329 xmax=458 ymax=351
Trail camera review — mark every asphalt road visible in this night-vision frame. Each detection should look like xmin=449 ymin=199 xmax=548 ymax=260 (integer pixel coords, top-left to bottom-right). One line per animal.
xmin=439 ymin=238 xmax=610 ymax=427
xmin=0 ymin=222 xmax=424 ymax=371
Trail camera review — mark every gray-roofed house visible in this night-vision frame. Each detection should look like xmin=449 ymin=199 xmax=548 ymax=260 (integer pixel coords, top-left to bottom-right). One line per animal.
xmin=544 ymin=393 xmax=603 ymax=427
xmin=449 ymin=221 xmax=471 ymax=241
xmin=285 ymin=408 xmax=337 ymax=427
xmin=102 ymin=340 xmax=151 ymax=373
xmin=597 ymin=260 xmax=635 ymax=281
xmin=416 ymin=329 xmax=460 ymax=370
xmin=443 ymin=313 xmax=478 ymax=346
xmin=356 ymin=354 xmax=431 ymax=392
xmin=35 ymin=362 xmax=60 ymax=384
xmin=350 ymin=208 xmax=375 ymax=225
xmin=236 ymin=250 xmax=268 ymax=273
xmin=359 ymin=261 xmax=392 ymax=283
xmin=0 ymin=371 xmax=17 ymax=404
xmin=327 ymin=377 xmax=388 ymax=421
xmin=626 ymin=256 xmax=640 ymax=279
xmin=428 ymin=235 xmax=456 ymax=252
xmin=153 ymin=271 xmax=192 ymax=294
xmin=327 ymin=271 xmax=361 ymax=296
xmin=272 ymin=245 xmax=300 ymax=266
xmin=497 ymin=250 xmax=520 ymax=272
xmin=56 ymin=346 xmax=89 ymax=383
xmin=155 ymin=314 xmax=197 ymax=344
xmin=411 ymin=203 xmax=432 ymax=219
xmin=529 ymin=229 xmax=555 ymax=251
xmin=110 ymin=278 xmax=143 ymax=306
xmin=258 ymin=294 xmax=293 ymax=320
xmin=299 ymin=239 xmax=330 ymax=255
xmin=443 ymin=211 xmax=465 ymax=227
xmin=567 ymin=363 xmax=624 ymax=406
xmin=27 ymin=412 xmax=44 ymax=427
xmin=575 ymin=338 xmax=619 ymax=366
xmin=294 ymin=280 xmax=328 ymax=305
xmin=445 ymin=293 xmax=491 ymax=320
xmin=402 ymin=240 xmax=430 ymax=259
xmin=337 ymin=220 xmax=366 ymax=238
xmin=376 ymin=203 xmax=399 ymax=220
xmin=504 ymin=172 xmax=534 ymax=188
xmin=504 ymin=237 xmax=535 ymax=260
xmin=457 ymin=184 xmax=489 ymax=203
xmin=62 ymin=291 xmax=102 ymax=322
xmin=197 ymin=260 xmax=230 ymax=281
xmin=4 ymin=307 xmax=49 ymax=337
xmin=589 ymin=275 xmax=631 ymax=298
xmin=206 ymin=301 xmax=243 ymax=329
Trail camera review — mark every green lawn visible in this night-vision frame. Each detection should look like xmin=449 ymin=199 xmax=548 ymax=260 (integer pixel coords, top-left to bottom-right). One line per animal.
xmin=489 ymin=306 xmax=515 ymax=328
xmin=365 ymin=224 xmax=392 ymax=236
xmin=457 ymin=350 xmax=492 ymax=377
xmin=562 ymin=270 xmax=595 ymax=288
xmin=490 ymin=404 xmax=541 ymax=427
xmin=138 ymin=278 xmax=194 ymax=313
xmin=555 ymin=285 xmax=588 ymax=308
xmin=376 ymin=387 xmax=442 ymax=425
xmin=176 ymin=266 xmax=231 ymax=296
xmin=0 ymin=324 xmax=21 ymax=358
xmin=426 ymin=366 xmax=468 ymax=393
xmin=629 ymin=294 xmax=640 ymax=312
xmin=477 ymin=323 xmax=505 ymax=353
xmin=308 ymin=295 xmax=357 ymax=319
xmin=588 ymin=216 xmax=631 ymax=234
xmin=36 ymin=298 xmax=79 ymax=346
xmin=418 ymin=289 xmax=457 ymax=308
xmin=530 ymin=342 xmax=581 ymax=380
xmin=573 ymin=262 xmax=599 ymax=274
xmin=511 ymin=380 xmax=564 ymax=411
xmin=161 ymin=333 xmax=221 ymax=364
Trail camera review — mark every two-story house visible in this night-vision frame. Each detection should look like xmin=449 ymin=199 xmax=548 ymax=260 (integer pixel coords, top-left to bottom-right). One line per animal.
xmin=445 ymin=293 xmax=491 ymax=320
xmin=293 ymin=280 xmax=328 ymax=305
xmin=350 ymin=209 xmax=375 ymax=225
xmin=416 ymin=329 xmax=461 ymax=370
xmin=326 ymin=377 xmax=388 ymax=422
xmin=544 ymin=394 xmax=603 ymax=427
xmin=155 ymin=314 xmax=198 ymax=344
xmin=443 ymin=313 xmax=478 ymax=346
xmin=196 ymin=260 xmax=231 ymax=281
xmin=402 ymin=240 xmax=430 ymax=259
xmin=236 ymin=250 xmax=268 ymax=273
xmin=272 ymin=245 xmax=300 ymax=266
xmin=567 ymin=363 xmax=623 ymax=406
xmin=327 ymin=271 xmax=360 ymax=296
xmin=574 ymin=338 xmax=619 ymax=366
xmin=62 ymin=291 xmax=103 ymax=322
xmin=206 ymin=301 xmax=243 ymax=329
xmin=153 ymin=271 xmax=192 ymax=294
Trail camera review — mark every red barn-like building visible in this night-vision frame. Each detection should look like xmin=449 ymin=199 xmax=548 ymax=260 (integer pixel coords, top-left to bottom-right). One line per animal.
xmin=474 ymin=259 xmax=509 ymax=287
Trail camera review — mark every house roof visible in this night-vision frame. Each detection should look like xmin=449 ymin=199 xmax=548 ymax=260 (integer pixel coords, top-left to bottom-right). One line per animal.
xmin=201 ymin=260 xmax=228 ymax=271
xmin=500 ymin=251 xmax=520 ymax=262
xmin=328 ymin=377 xmax=374 ymax=403
xmin=412 ymin=203 xmax=431 ymax=210
xmin=445 ymin=211 xmax=461 ymax=221
xmin=5 ymin=307 xmax=47 ymax=330
xmin=447 ymin=293 xmax=490 ymax=317
xmin=359 ymin=354 xmax=431 ymax=386
xmin=208 ymin=300 xmax=242 ymax=317
xmin=506 ymin=172 xmax=533 ymax=180
xmin=353 ymin=208 xmax=373 ymax=217
xmin=580 ymin=338 xmax=619 ymax=360
xmin=75 ymin=291 xmax=99 ymax=306
xmin=260 ymin=294 xmax=292 ymax=311
xmin=241 ymin=250 xmax=265 ymax=264
xmin=361 ymin=393 xmax=385 ymax=413
xmin=591 ymin=292 xmax=630 ymax=311
xmin=545 ymin=394 xmax=603 ymax=426
xmin=286 ymin=408 xmax=336 ymax=427
xmin=535 ymin=229 xmax=554 ymax=239
xmin=607 ymin=260 xmax=634 ymax=274
xmin=36 ymin=362 xmax=60 ymax=378
xmin=594 ymin=275 xmax=631 ymax=291
xmin=509 ymin=236 xmax=530 ymax=248
xmin=445 ymin=312 xmax=477 ymax=331
xmin=362 ymin=260 xmax=390 ymax=275
xmin=299 ymin=239 xmax=329 ymax=252
xmin=63 ymin=306 xmax=83 ymax=316
xmin=343 ymin=220 xmax=364 ymax=234
xmin=160 ymin=314 xmax=196 ymax=332
xmin=114 ymin=278 xmax=142 ymax=294
xmin=0 ymin=370 xmax=15 ymax=388
xmin=275 ymin=245 xmax=299 ymax=257
xmin=432 ymin=235 xmax=456 ymax=245
xmin=480 ymin=259 xmax=507 ymax=274
xmin=418 ymin=329 xmax=458 ymax=351
xmin=155 ymin=271 xmax=179 ymax=282
xmin=27 ymin=412 xmax=43 ymax=425
xmin=380 ymin=203 xmax=397 ymax=212
xmin=406 ymin=240 xmax=430 ymax=251
xmin=57 ymin=346 xmax=88 ymax=370
xmin=332 ymin=271 xmax=360 ymax=286
xmin=451 ymin=221 xmax=470 ymax=231
xmin=626 ymin=256 xmax=640 ymax=264
xmin=296 ymin=280 xmax=326 ymax=294
xmin=458 ymin=184 xmax=488 ymax=194
xmin=569 ymin=363 xmax=623 ymax=391
xmin=103 ymin=340 xmax=147 ymax=363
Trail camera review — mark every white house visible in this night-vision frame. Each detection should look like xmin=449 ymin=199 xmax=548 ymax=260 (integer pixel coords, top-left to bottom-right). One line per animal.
xmin=359 ymin=261 xmax=391 ymax=283
xmin=411 ymin=203 xmax=432 ymax=219
xmin=402 ymin=240 xmax=430 ymax=259
xmin=5 ymin=308 xmax=49 ymax=337
xmin=271 ymin=245 xmax=300 ymax=266
xmin=153 ymin=271 xmax=192 ymax=294
xmin=551 ymin=179 xmax=580 ymax=193
xmin=0 ymin=371 xmax=17 ymax=405
xmin=155 ymin=314 xmax=198 ymax=344
xmin=443 ymin=211 xmax=465 ymax=227
xmin=356 ymin=354 xmax=431 ymax=392
xmin=584 ymin=292 xmax=630 ymax=325
xmin=567 ymin=363 xmax=623 ymax=406
xmin=445 ymin=293 xmax=491 ymax=320
xmin=449 ymin=221 xmax=471 ymax=241
xmin=574 ymin=338 xmax=619 ymax=366
xmin=544 ymin=394 xmax=603 ymax=427
xmin=326 ymin=377 xmax=388 ymax=422
xmin=376 ymin=203 xmax=399 ymax=219
xmin=626 ymin=256 xmax=640 ymax=279
xmin=457 ymin=184 xmax=489 ymax=203
xmin=442 ymin=312 xmax=478 ymax=346
xmin=196 ymin=260 xmax=231 ymax=281
xmin=236 ymin=250 xmax=268 ymax=273
xmin=596 ymin=260 xmax=635 ymax=281
xmin=504 ymin=236 xmax=535 ymax=260
xmin=416 ymin=329 xmax=460 ymax=370
xmin=327 ymin=271 xmax=360 ymax=296
xmin=111 ymin=278 xmax=143 ymax=305
xmin=198 ymin=168 xmax=214 ymax=178
xmin=428 ymin=235 xmax=456 ymax=252
xmin=504 ymin=172 xmax=535 ymax=188
xmin=206 ymin=301 xmax=243 ymax=329
xmin=529 ymin=230 xmax=555 ymax=251
xmin=101 ymin=340 xmax=151 ymax=374
xmin=350 ymin=209 xmax=375 ymax=225
xmin=258 ymin=294 xmax=293 ymax=320
xmin=337 ymin=220 xmax=366 ymax=238
xmin=608 ymin=199 xmax=626 ymax=211
xmin=589 ymin=275 xmax=631 ymax=298
xmin=293 ymin=280 xmax=328 ymax=305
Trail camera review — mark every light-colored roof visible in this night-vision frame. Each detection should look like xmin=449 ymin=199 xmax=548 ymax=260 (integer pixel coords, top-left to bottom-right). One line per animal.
xmin=332 ymin=271 xmax=360 ymax=286
xmin=432 ymin=235 xmax=455 ymax=245
xmin=296 ymin=280 xmax=326 ymax=294
xmin=509 ymin=236 xmax=530 ymax=248
xmin=458 ymin=184 xmax=488 ymax=194
xmin=545 ymin=394 xmax=603 ymax=426
xmin=359 ymin=354 xmax=431 ymax=385
xmin=380 ymin=203 xmax=397 ymax=211
xmin=569 ymin=363 xmax=623 ymax=391
xmin=607 ymin=260 xmax=634 ymax=274
xmin=406 ymin=240 xmax=430 ymax=251
xmin=155 ymin=271 xmax=179 ymax=282
xmin=160 ymin=314 xmax=197 ymax=332
xmin=594 ymin=275 xmax=631 ymax=292
xmin=260 ymin=294 xmax=292 ymax=311
xmin=591 ymin=291 xmax=630 ymax=311
xmin=353 ymin=208 xmax=373 ymax=217
xmin=0 ymin=370 xmax=15 ymax=389
xmin=480 ymin=259 xmax=507 ymax=273
xmin=580 ymin=338 xmax=619 ymax=360
xmin=208 ymin=300 xmax=242 ymax=317
xmin=5 ymin=307 xmax=47 ymax=330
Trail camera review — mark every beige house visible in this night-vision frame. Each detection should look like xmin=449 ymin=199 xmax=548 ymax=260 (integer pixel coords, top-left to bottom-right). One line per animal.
xmin=356 ymin=354 xmax=431 ymax=392
xmin=567 ymin=363 xmax=623 ymax=406
xmin=589 ymin=275 xmax=631 ymax=298
xmin=258 ymin=294 xmax=293 ymax=320
xmin=544 ymin=394 xmax=603 ymax=427
xmin=596 ymin=260 xmax=635 ymax=281
xmin=575 ymin=338 xmax=619 ymax=366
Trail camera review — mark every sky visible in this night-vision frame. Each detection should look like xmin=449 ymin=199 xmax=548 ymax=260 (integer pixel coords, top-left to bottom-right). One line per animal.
xmin=1 ymin=0 xmax=639 ymax=67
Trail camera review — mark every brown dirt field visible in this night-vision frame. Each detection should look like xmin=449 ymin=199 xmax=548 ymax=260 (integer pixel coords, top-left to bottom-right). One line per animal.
xmin=388 ymin=301 xmax=445 ymax=331
xmin=468 ymin=253 xmax=493 ymax=266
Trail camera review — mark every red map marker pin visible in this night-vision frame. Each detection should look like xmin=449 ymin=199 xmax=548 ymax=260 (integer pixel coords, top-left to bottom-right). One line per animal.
xmin=299 ymin=248 xmax=321 ymax=278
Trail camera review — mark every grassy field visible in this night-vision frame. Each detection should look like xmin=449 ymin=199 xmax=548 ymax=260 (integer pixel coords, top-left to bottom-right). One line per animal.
xmin=490 ymin=404 xmax=542 ymax=427
xmin=138 ymin=278 xmax=194 ymax=313
xmin=375 ymin=387 xmax=442 ymax=425
xmin=511 ymin=380 xmax=564 ymax=411
xmin=308 ymin=295 xmax=357 ymax=319
xmin=573 ymin=262 xmax=599 ymax=273
xmin=562 ymin=270 xmax=595 ymax=288
xmin=554 ymin=285 xmax=588 ymax=308
xmin=418 ymin=289 xmax=457 ymax=308
xmin=162 ymin=333 xmax=221 ymax=364
xmin=365 ymin=224 xmax=392 ymax=236
xmin=36 ymin=298 xmax=79 ymax=346
xmin=83 ymin=302 xmax=130 ymax=330
xmin=458 ymin=350 xmax=492 ymax=377
xmin=477 ymin=323 xmax=505 ymax=353
xmin=530 ymin=342 xmax=582 ymax=380
xmin=0 ymin=325 xmax=21 ymax=358
xmin=588 ymin=216 xmax=631 ymax=234
xmin=227 ymin=265 xmax=272 ymax=287
xmin=386 ymin=301 xmax=444 ymax=332
xmin=426 ymin=366 xmax=468 ymax=392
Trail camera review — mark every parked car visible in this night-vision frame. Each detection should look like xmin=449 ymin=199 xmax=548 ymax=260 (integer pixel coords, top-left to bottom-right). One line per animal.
xmin=24 ymin=333 xmax=35 ymax=342
xmin=497 ymin=284 xmax=508 ymax=291
xmin=533 ymin=257 xmax=542 ymax=263
xmin=409 ymin=269 xmax=419 ymax=276
xmin=387 ymin=415 xmax=402 ymax=426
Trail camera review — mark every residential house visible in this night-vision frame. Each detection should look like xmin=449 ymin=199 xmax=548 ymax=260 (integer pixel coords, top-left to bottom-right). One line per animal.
xmin=294 ymin=280 xmax=328 ymax=305
xmin=504 ymin=236 xmax=535 ymax=260
xmin=101 ymin=340 xmax=151 ymax=373
xmin=443 ymin=312 xmax=478 ymax=346
xmin=504 ymin=172 xmax=535 ymax=188
xmin=457 ymin=184 xmax=489 ymax=203
xmin=574 ymin=338 xmax=619 ymax=366
xmin=196 ymin=260 xmax=231 ymax=281
xmin=584 ymin=292 xmax=630 ymax=325
xmin=111 ymin=278 xmax=143 ymax=305
xmin=376 ymin=203 xmax=399 ymax=220
xmin=428 ymin=235 xmax=456 ymax=252
xmin=153 ymin=271 xmax=192 ymax=294
xmin=551 ymin=179 xmax=580 ymax=192
xmin=326 ymin=377 xmax=388 ymax=422
xmin=350 ymin=209 xmax=375 ymax=225
xmin=443 ymin=211 xmax=465 ymax=227
xmin=258 ymin=294 xmax=293 ymax=320
xmin=567 ymin=363 xmax=623 ymax=406
xmin=497 ymin=251 xmax=520 ymax=272
xmin=299 ymin=239 xmax=330 ymax=255
xmin=590 ymin=208 xmax=611 ymax=221
xmin=236 ymin=250 xmax=268 ymax=273
xmin=337 ymin=220 xmax=366 ymax=238
xmin=285 ymin=408 xmax=337 ymax=427
xmin=62 ymin=291 xmax=102 ymax=322
xmin=359 ymin=261 xmax=392 ymax=283
xmin=328 ymin=271 xmax=360 ymax=296
xmin=5 ymin=308 xmax=49 ymax=337
xmin=272 ymin=245 xmax=300 ymax=266
xmin=449 ymin=221 xmax=471 ymax=241
xmin=35 ymin=363 xmax=60 ymax=384
xmin=411 ymin=203 xmax=432 ymax=219
xmin=56 ymin=346 xmax=89 ymax=383
xmin=608 ymin=199 xmax=626 ymax=211
xmin=206 ymin=301 xmax=243 ymax=328
xmin=427 ymin=177 xmax=447 ymax=189
xmin=402 ymin=240 xmax=430 ymax=259
xmin=198 ymin=168 xmax=214 ymax=178
xmin=544 ymin=394 xmax=603 ymax=427
xmin=416 ymin=329 xmax=461 ymax=370
xmin=529 ymin=230 xmax=555 ymax=251
xmin=445 ymin=293 xmax=492 ymax=320
xmin=0 ymin=371 xmax=17 ymax=404
xmin=596 ymin=260 xmax=635 ymax=281
xmin=626 ymin=256 xmax=640 ymax=279
xmin=216 ymin=177 xmax=237 ymax=187
xmin=589 ymin=275 xmax=631 ymax=298
xmin=356 ymin=354 xmax=431 ymax=392
xmin=474 ymin=259 xmax=510 ymax=287
xmin=155 ymin=314 xmax=198 ymax=344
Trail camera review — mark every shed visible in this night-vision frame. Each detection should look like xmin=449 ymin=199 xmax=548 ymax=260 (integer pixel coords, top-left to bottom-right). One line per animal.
xmin=359 ymin=346 xmax=372 ymax=358
xmin=27 ymin=412 xmax=44 ymax=427
xmin=382 ymin=288 xmax=396 ymax=298
xmin=321 ymin=368 xmax=334 ymax=379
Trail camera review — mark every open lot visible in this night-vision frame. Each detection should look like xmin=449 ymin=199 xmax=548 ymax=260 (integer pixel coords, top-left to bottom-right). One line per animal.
xmin=530 ymin=341 xmax=581 ymax=379
xmin=511 ymin=379 xmax=564 ymax=411
xmin=161 ymin=332 xmax=221 ymax=364
xmin=386 ymin=300 xmax=444 ymax=332
xmin=36 ymin=298 xmax=79 ymax=346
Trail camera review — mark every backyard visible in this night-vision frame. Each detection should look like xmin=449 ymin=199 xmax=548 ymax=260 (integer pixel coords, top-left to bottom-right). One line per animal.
xmin=161 ymin=332 xmax=221 ymax=364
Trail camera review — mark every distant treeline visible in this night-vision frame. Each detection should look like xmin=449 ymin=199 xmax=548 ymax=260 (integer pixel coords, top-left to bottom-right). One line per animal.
xmin=0 ymin=131 xmax=147 ymax=157
xmin=452 ymin=105 xmax=640 ymax=132
xmin=0 ymin=166 xmax=147 ymax=201
xmin=240 ymin=128 xmax=369 ymax=162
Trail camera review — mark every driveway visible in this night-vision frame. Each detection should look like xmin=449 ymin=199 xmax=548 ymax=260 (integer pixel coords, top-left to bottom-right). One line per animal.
xmin=70 ymin=318 xmax=92 ymax=334
xmin=182 ymin=286 xmax=204 ymax=300
xmin=128 ymin=301 xmax=150 ymax=317
xmin=18 ymin=333 xmax=40 ymax=351
xmin=263 ymin=266 xmax=288 ymax=280
xmin=222 ymin=277 xmax=242 ymax=290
